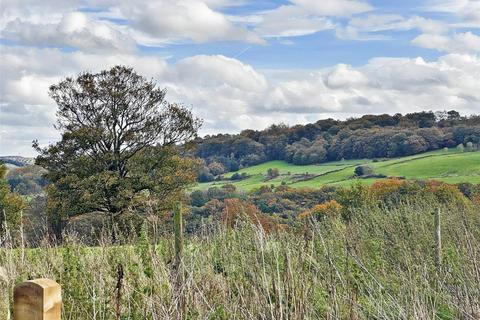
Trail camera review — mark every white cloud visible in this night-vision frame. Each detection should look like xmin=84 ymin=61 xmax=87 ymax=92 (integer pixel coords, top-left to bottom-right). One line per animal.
xmin=2 ymin=12 xmax=136 ymax=53
xmin=412 ymin=32 xmax=480 ymax=53
xmin=254 ymin=0 xmax=371 ymax=38
xmin=337 ymin=14 xmax=448 ymax=40
xmin=172 ymin=55 xmax=267 ymax=92
xmin=1 ymin=0 xmax=264 ymax=48
xmin=291 ymin=0 xmax=372 ymax=17
xmin=256 ymin=5 xmax=335 ymax=37
xmin=426 ymin=0 xmax=480 ymax=25
xmin=325 ymin=64 xmax=369 ymax=88
xmin=116 ymin=0 xmax=264 ymax=44
xmin=351 ymin=15 xmax=447 ymax=34
xmin=2 ymin=45 xmax=480 ymax=155
xmin=0 ymin=0 xmax=78 ymax=33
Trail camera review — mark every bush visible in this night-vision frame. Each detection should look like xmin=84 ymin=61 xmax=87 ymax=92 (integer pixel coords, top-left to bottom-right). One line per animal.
xmin=266 ymin=168 xmax=280 ymax=179
xmin=465 ymin=141 xmax=475 ymax=152
xmin=298 ymin=200 xmax=342 ymax=220
xmin=231 ymin=173 xmax=241 ymax=181
xmin=197 ymin=169 xmax=214 ymax=182
xmin=354 ymin=165 xmax=374 ymax=176
xmin=190 ymin=190 xmax=208 ymax=207
xmin=208 ymin=161 xmax=226 ymax=176
xmin=231 ymin=172 xmax=247 ymax=181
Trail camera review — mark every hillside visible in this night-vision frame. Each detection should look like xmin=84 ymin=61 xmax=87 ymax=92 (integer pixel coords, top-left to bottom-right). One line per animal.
xmin=196 ymin=148 xmax=480 ymax=191
xmin=0 ymin=156 xmax=34 ymax=167
xmin=194 ymin=111 xmax=480 ymax=185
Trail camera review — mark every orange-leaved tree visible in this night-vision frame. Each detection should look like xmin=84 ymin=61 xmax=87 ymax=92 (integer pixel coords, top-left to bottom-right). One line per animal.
xmin=221 ymin=198 xmax=281 ymax=233
xmin=298 ymin=200 xmax=342 ymax=221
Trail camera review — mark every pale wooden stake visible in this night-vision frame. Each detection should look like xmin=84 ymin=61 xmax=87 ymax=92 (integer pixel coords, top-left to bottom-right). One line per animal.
xmin=173 ymin=203 xmax=185 ymax=318
xmin=173 ymin=203 xmax=183 ymax=268
xmin=14 ymin=278 xmax=61 ymax=320
xmin=435 ymin=208 xmax=442 ymax=272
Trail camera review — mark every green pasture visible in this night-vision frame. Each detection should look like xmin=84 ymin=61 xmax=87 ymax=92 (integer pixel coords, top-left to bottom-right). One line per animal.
xmin=196 ymin=148 xmax=480 ymax=191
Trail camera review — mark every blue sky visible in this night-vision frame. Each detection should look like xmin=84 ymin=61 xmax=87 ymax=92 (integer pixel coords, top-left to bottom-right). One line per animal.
xmin=1 ymin=0 xmax=479 ymax=155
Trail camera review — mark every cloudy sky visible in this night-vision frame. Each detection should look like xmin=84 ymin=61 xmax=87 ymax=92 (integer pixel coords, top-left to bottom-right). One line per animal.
xmin=1 ymin=0 xmax=479 ymax=156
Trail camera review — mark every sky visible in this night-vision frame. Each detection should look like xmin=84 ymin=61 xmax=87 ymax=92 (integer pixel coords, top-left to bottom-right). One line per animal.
xmin=0 ymin=0 xmax=479 ymax=156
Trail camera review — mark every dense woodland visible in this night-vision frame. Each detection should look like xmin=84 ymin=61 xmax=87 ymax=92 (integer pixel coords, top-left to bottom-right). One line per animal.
xmin=194 ymin=110 xmax=480 ymax=181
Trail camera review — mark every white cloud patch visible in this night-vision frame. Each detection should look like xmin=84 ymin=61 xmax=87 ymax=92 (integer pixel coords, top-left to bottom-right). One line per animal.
xmin=1 ymin=46 xmax=480 ymax=155
xmin=172 ymin=55 xmax=267 ymax=92
xmin=115 ymin=0 xmax=264 ymax=44
xmin=254 ymin=0 xmax=371 ymax=38
xmin=412 ymin=31 xmax=480 ymax=53
xmin=1 ymin=0 xmax=264 ymax=48
xmin=256 ymin=5 xmax=335 ymax=37
xmin=426 ymin=0 xmax=480 ymax=26
xmin=291 ymin=0 xmax=372 ymax=17
xmin=2 ymin=12 xmax=136 ymax=53
xmin=337 ymin=14 xmax=448 ymax=40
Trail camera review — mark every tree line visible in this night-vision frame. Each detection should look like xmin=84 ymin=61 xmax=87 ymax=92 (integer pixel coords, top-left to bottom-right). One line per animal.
xmin=194 ymin=111 xmax=480 ymax=181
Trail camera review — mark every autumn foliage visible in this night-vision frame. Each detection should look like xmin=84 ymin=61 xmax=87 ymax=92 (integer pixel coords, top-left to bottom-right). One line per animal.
xmin=221 ymin=198 xmax=281 ymax=233
xmin=298 ymin=200 xmax=342 ymax=220
xmin=370 ymin=178 xmax=407 ymax=198
xmin=424 ymin=180 xmax=469 ymax=205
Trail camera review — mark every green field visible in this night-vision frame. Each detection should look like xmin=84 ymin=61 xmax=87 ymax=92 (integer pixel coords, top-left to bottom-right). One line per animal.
xmin=196 ymin=149 xmax=480 ymax=191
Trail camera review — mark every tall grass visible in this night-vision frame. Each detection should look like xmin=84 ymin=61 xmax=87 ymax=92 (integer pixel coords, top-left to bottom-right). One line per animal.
xmin=1 ymin=199 xmax=479 ymax=319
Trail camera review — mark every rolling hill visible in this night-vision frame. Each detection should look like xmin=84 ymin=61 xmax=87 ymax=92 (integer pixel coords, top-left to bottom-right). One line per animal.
xmin=0 ymin=156 xmax=35 ymax=167
xmin=196 ymin=148 xmax=480 ymax=191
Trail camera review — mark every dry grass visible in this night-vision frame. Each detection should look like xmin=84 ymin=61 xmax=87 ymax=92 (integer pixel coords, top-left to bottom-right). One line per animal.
xmin=1 ymin=199 xmax=479 ymax=319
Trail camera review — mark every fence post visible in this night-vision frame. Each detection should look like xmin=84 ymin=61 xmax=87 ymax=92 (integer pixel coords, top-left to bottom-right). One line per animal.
xmin=173 ymin=203 xmax=185 ymax=318
xmin=14 ymin=278 xmax=61 ymax=320
xmin=173 ymin=203 xmax=184 ymax=268
xmin=435 ymin=208 xmax=442 ymax=272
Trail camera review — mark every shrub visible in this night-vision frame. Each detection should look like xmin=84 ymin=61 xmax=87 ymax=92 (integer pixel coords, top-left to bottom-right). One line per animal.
xmin=424 ymin=181 xmax=469 ymax=205
xmin=208 ymin=161 xmax=226 ymax=176
xmin=465 ymin=141 xmax=475 ymax=152
xmin=298 ymin=200 xmax=342 ymax=220
xmin=190 ymin=190 xmax=208 ymax=207
xmin=197 ymin=169 xmax=214 ymax=182
xmin=368 ymin=179 xmax=420 ymax=205
xmin=231 ymin=173 xmax=241 ymax=181
xmin=266 ymin=168 xmax=280 ymax=179
xmin=221 ymin=184 xmax=236 ymax=194
xmin=221 ymin=198 xmax=278 ymax=232
xmin=354 ymin=165 xmax=374 ymax=176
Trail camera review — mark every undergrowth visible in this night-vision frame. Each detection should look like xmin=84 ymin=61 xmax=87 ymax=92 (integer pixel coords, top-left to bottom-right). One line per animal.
xmin=1 ymin=199 xmax=479 ymax=319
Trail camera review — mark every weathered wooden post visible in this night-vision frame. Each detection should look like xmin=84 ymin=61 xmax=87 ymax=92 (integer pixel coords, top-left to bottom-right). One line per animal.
xmin=173 ymin=203 xmax=185 ymax=318
xmin=14 ymin=278 xmax=61 ymax=320
xmin=435 ymin=208 xmax=442 ymax=272
xmin=173 ymin=203 xmax=184 ymax=268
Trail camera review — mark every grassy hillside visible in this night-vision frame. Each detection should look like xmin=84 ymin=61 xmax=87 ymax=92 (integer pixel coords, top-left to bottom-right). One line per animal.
xmin=196 ymin=149 xmax=480 ymax=191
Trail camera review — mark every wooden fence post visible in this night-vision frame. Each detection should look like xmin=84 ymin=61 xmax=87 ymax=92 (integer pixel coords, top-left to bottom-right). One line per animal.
xmin=435 ymin=208 xmax=442 ymax=272
xmin=173 ymin=203 xmax=185 ymax=318
xmin=173 ymin=203 xmax=184 ymax=268
xmin=14 ymin=278 xmax=61 ymax=320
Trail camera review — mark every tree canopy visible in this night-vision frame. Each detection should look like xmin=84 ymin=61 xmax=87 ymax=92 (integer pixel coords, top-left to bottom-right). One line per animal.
xmin=34 ymin=66 xmax=202 ymax=231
